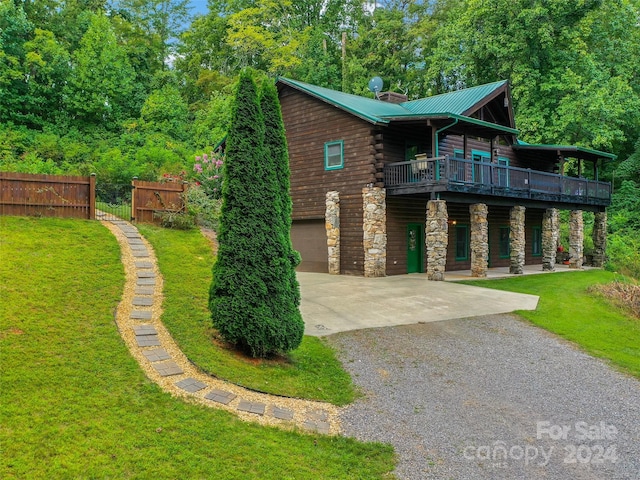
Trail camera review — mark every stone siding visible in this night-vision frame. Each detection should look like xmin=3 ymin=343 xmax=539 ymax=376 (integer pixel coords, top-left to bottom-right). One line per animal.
xmin=362 ymin=187 xmax=386 ymax=277
xmin=325 ymin=191 xmax=340 ymax=274
xmin=469 ymin=203 xmax=488 ymax=277
xmin=592 ymin=211 xmax=607 ymax=268
xmin=426 ymin=200 xmax=448 ymax=281
xmin=542 ymin=208 xmax=559 ymax=271
xmin=509 ymin=206 xmax=526 ymax=274
xmin=569 ymin=210 xmax=584 ymax=269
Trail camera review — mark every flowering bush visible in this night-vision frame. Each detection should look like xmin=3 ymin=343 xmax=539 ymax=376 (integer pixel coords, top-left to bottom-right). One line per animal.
xmin=192 ymin=151 xmax=224 ymax=199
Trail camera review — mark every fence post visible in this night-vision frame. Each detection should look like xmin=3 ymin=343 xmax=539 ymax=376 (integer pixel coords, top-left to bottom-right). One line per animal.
xmin=89 ymin=173 xmax=96 ymax=220
xmin=131 ymin=177 xmax=137 ymax=222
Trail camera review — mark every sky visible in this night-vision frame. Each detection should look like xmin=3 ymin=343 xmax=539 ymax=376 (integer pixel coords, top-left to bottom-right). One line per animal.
xmin=188 ymin=0 xmax=209 ymax=17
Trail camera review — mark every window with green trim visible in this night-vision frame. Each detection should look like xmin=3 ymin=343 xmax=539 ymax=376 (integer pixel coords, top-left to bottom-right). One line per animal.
xmin=532 ymin=226 xmax=542 ymax=256
xmin=455 ymin=224 xmax=469 ymax=261
xmin=324 ymin=141 xmax=344 ymax=170
xmin=499 ymin=226 xmax=510 ymax=258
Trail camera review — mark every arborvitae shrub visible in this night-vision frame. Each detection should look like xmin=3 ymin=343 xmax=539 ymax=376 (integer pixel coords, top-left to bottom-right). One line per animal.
xmin=209 ymin=70 xmax=303 ymax=357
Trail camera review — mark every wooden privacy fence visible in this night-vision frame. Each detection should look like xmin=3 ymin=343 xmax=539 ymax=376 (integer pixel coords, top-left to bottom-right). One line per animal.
xmin=0 ymin=172 xmax=96 ymax=219
xmin=0 ymin=172 xmax=187 ymax=225
xmin=131 ymin=179 xmax=188 ymax=224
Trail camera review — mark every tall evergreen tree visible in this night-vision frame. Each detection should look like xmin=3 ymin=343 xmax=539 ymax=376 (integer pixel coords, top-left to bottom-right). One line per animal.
xmin=260 ymin=77 xmax=303 ymax=327
xmin=209 ymin=70 xmax=303 ymax=358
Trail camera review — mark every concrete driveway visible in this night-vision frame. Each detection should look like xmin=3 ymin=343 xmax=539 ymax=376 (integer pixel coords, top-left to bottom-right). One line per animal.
xmin=298 ymin=272 xmax=539 ymax=336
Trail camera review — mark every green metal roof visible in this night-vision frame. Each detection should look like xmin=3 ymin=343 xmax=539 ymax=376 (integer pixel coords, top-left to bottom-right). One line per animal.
xmin=277 ymin=77 xmax=408 ymax=124
xmin=278 ymin=77 xmax=518 ymax=136
xmin=513 ymin=140 xmax=617 ymax=160
xmin=401 ymin=80 xmax=508 ymax=116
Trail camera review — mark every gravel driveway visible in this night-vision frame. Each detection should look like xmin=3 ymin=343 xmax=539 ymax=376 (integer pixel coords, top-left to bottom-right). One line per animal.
xmin=328 ymin=314 xmax=640 ymax=480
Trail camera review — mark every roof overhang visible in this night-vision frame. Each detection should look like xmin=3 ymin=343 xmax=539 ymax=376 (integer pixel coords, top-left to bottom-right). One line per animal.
xmin=382 ymin=113 xmax=519 ymax=137
xmin=512 ymin=142 xmax=617 ymax=162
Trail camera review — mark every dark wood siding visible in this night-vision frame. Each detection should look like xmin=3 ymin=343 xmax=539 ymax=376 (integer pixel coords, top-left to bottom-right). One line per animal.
xmin=280 ymin=86 xmax=377 ymax=275
xmin=386 ymin=195 xmax=429 ymax=275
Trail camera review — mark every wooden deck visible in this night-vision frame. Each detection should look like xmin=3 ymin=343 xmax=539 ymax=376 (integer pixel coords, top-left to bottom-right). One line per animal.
xmin=384 ymin=156 xmax=611 ymax=206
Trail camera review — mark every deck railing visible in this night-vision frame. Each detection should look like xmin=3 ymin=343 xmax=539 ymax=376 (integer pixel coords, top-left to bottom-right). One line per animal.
xmin=383 ymin=156 xmax=611 ymax=204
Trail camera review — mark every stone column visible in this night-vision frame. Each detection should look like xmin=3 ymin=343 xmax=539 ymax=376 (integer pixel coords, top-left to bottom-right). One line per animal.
xmin=592 ymin=211 xmax=607 ymax=267
xmin=509 ymin=206 xmax=526 ymax=274
xmin=426 ymin=200 xmax=448 ymax=281
xmin=569 ymin=210 xmax=584 ymax=269
xmin=363 ymin=186 xmax=386 ymax=277
xmin=325 ymin=191 xmax=340 ymax=274
xmin=469 ymin=203 xmax=488 ymax=277
xmin=542 ymin=208 xmax=559 ymax=271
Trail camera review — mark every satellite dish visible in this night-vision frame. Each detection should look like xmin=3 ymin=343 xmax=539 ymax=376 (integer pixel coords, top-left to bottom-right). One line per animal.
xmin=368 ymin=76 xmax=384 ymax=97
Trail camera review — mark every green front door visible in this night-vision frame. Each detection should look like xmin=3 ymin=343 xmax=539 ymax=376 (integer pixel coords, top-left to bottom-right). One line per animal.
xmin=407 ymin=223 xmax=424 ymax=273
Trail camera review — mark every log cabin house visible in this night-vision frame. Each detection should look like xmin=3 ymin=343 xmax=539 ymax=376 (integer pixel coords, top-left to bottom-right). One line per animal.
xmin=276 ymin=77 xmax=614 ymax=279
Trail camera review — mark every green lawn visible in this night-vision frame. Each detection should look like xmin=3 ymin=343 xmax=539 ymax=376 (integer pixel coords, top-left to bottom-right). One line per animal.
xmin=138 ymin=224 xmax=357 ymax=405
xmin=461 ymin=270 xmax=640 ymax=379
xmin=0 ymin=216 xmax=394 ymax=479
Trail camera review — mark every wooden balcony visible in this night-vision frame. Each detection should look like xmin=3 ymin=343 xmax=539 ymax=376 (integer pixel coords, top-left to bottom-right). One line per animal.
xmin=383 ymin=156 xmax=611 ymax=206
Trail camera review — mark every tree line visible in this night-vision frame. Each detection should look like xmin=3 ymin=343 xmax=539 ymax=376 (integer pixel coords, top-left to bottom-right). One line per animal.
xmin=1 ymin=0 xmax=639 ymax=275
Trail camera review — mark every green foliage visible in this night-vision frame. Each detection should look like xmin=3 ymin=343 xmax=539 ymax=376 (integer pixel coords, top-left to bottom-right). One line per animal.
xmin=184 ymin=184 xmax=222 ymax=230
xmin=210 ymin=69 xmax=304 ymax=358
xmin=153 ymin=209 xmax=196 ymax=230
xmin=140 ymin=84 xmax=189 ymax=140
xmin=65 ymin=12 xmax=137 ymax=129
xmin=0 ymin=216 xmax=394 ymax=479
xmin=139 ymin=224 xmax=357 ymax=404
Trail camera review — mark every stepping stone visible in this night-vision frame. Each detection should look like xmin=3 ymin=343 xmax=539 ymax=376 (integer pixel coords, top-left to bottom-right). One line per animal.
xmin=136 ymin=278 xmax=156 ymax=286
xmin=142 ymin=348 xmax=171 ymax=362
xmin=133 ymin=324 xmax=157 ymax=336
xmin=307 ymin=410 xmax=329 ymax=422
xmin=130 ymin=310 xmax=152 ymax=320
xmin=111 ymin=220 xmax=127 ymax=225
xmin=123 ymin=231 xmax=140 ymax=238
xmin=204 ymin=389 xmax=237 ymax=405
xmin=175 ymin=377 xmax=207 ymax=393
xmin=303 ymin=420 xmax=330 ymax=435
xmin=272 ymin=407 xmax=294 ymax=421
xmin=152 ymin=360 xmax=183 ymax=377
xmin=136 ymin=271 xmax=156 ymax=278
xmin=132 ymin=250 xmax=149 ymax=258
xmin=127 ymin=238 xmax=144 ymax=245
xmin=135 ymin=335 xmax=161 ymax=347
xmin=130 ymin=244 xmax=147 ymax=251
xmin=132 ymin=297 xmax=153 ymax=306
xmin=135 ymin=261 xmax=154 ymax=269
xmin=237 ymin=400 xmax=266 ymax=416
xmin=134 ymin=286 xmax=154 ymax=295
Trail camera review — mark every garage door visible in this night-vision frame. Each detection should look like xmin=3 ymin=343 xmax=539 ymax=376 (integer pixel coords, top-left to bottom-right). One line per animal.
xmin=291 ymin=219 xmax=328 ymax=273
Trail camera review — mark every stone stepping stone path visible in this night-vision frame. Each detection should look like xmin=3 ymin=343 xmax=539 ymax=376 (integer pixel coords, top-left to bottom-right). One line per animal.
xmin=102 ymin=218 xmax=340 ymax=435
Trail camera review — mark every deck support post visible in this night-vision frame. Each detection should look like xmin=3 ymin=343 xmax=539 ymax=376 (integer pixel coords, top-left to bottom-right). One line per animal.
xmin=569 ymin=210 xmax=584 ymax=269
xmin=325 ymin=191 xmax=340 ymax=274
xmin=363 ymin=186 xmax=386 ymax=277
xmin=509 ymin=206 xmax=526 ymax=274
xmin=426 ymin=200 xmax=448 ymax=281
xmin=542 ymin=208 xmax=559 ymax=271
xmin=469 ymin=203 xmax=488 ymax=277
xmin=592 ymin=211 xmax=607 ymax=267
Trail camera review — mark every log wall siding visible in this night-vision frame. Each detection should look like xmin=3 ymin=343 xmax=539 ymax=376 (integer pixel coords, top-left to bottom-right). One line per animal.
xmin=280 ymin=86 xmax=377 ymax=275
